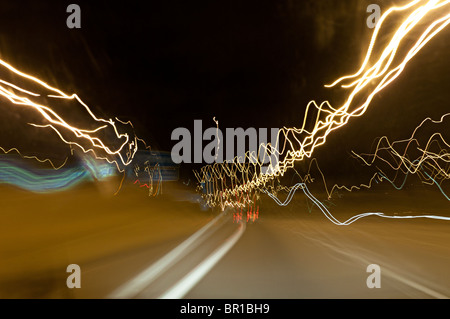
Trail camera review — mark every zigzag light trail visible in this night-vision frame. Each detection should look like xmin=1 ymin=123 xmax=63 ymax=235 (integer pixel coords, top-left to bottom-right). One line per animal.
xmin=0 ymin=0 xmax=447 ymax=222
xmin=0 ymin=145 xmax=69 ymax=170
xmin=0 ymin=58 xmax=141 ymax=172
xmin=266 ymin=103 xmax=450 ymax=226
xmin=195 ymin=0 xmax=450 ymax=218
xmin=263 ymin=183 xmax=450 ymax=225
xmin=354 ymin=113 xmax=450 ymax=199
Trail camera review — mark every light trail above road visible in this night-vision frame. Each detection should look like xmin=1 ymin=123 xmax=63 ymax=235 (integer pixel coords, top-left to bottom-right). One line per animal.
xmin=195 ymin=0 xmax=450 ymax=212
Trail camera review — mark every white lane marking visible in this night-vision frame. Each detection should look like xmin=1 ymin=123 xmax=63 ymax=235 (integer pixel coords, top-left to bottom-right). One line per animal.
xmin=375 ymin=266 xmax=448 ymax=299
xmin=108 ymin=211 xmax=226 ymax=299
xmin=159 ymin=221 xmax=246 ymax=299
xmin=311 ymin=236 xmax=449 ymax=299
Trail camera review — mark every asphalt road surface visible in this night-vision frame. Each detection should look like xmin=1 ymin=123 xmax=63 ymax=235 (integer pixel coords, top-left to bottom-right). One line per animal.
xmin=1 ymin=180 xmax=450 ymax=299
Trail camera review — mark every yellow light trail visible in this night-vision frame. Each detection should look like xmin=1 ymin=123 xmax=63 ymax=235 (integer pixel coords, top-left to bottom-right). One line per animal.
xmin=353 ymin=113 xmax=450 ymax=195
xmin=0 ymin=146 xmax=68 ymax=170
xmin=195 ymin=0 xmax=450 ymax=210
xmin=0 ymin=57 xmax=142 ymax=172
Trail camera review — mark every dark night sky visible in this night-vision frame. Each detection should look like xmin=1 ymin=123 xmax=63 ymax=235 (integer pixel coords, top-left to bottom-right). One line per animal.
xmin=0 ymin=0 xmax=449 ymax=182
xmin=0 ymin=1 xmax=368 ymax=145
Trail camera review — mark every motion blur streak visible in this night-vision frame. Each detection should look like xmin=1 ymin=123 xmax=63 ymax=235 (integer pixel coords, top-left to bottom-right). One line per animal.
xmin=265 ymin=183 xmax=450 ymax=226
xmin=0 ymin=58 xmax=141 ymax=172
xmin=0 ymin=146 xmax=68 ymax=170
xmin=195 ymin=0 xmax=450 ymax=212
xmin=158 ymin=220 xmax=245 ymax=299
xmin=350 ymin=113 xmax=450 ymax=201
xmin=108 ymin=212 xmax=226 ymax=299
xmin=0 ymin=156 xmax=115 ymax=193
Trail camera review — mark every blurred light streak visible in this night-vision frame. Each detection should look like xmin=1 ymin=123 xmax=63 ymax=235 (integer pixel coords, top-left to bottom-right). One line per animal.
xmin=108 ymin=212 xmax=228 ymax=299
xmin=354 ymin=113 xmax=450 ymax=200
xmin=264 ymin=183 xmax=450 ymax=226
xmin=0 ymin=146 xmax=68 ymax=170
xmin=0 ymin=58 xmax=143 ymax=173
xmin=195 ymin=0 xmax=450 ymax=213
xmin=158 ymin=220 xmax=246 ymax=299
xmin=0 ymin=155 xmax=114 ymax=193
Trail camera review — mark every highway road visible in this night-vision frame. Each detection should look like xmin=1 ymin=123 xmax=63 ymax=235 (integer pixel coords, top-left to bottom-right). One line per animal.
xmin=1 ymin=180 xmax=450 ymax=299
